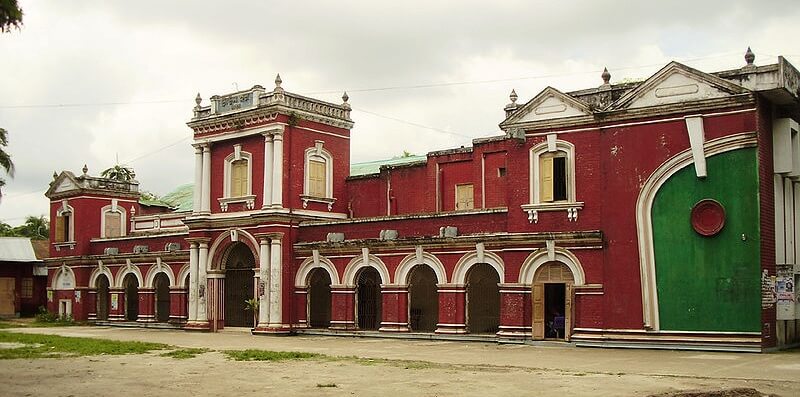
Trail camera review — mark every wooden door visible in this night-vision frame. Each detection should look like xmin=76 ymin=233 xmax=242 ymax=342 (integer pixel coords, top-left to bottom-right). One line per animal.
xmin=564 ymin=283 xmax=573 ymax=342
xmin=0 ymin=278 xmax=14 ymax=315
xmin=532 ymin=283 xmax=544 ymax=339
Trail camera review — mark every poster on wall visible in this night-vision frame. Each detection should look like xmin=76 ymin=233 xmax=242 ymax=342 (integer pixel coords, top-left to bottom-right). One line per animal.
xmin=47 ymin=290 xmax=53 ymax=302
xmin=75 ymin=290 xmax=81 ymax=303
xmin=777 ymin=276 xmax=794 ymax=302
xmin=111 ymin=294 xmax=118 ymax=310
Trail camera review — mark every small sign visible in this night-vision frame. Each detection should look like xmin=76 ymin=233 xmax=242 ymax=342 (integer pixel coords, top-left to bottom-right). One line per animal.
xmin=75 ymin=290 xmax=81 ymax=303
xmin=111 ymin=293 xmax=118 ymax=310
xmin=47 ymin=290 xmax=53 ymax=302
xmin=216 ymin=92 xmax=253 ymax=114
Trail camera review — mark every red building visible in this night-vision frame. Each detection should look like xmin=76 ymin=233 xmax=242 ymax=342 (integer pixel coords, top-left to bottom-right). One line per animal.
xmin=45 ymin=51 xmax=800 ymax=351
xmin=0 ymin=238 xmax=48 ymax=317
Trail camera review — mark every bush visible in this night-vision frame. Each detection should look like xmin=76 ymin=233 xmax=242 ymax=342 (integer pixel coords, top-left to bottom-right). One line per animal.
xmin=34 ymin=306 xmax=73 ymax=324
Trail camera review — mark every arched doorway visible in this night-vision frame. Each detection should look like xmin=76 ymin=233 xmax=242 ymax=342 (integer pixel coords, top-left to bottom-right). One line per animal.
xmin=153 ymin=273 xmax=171 ymax=323
xmin=224 ymin=243 xmax=255 ymax=328
xmin=408 ymin=265 xmax=438 ymax=332
xmin=308 ymin=268 xmax=331 ymax=328
xmin=466 ymin=263 xmax=500 ymax=334
xmin=123 ymin=273 xmax=139 ymax=321
xmin=96 ymin=274 xmax=110 ymax=321
xmin=356 ymin=267 xmax=381 ymax=330
xmin=532 ymin=262 xmax=574 ymax=341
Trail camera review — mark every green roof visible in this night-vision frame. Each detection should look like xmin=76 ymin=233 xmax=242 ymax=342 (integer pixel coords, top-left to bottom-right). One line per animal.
xmin=139 ymin=183 xmax=193 ymax=212
xmin=349 ymin=155 xmax=427 ymax=176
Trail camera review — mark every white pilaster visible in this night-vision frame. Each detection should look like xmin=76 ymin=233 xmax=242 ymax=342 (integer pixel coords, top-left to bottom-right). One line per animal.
xmin=271 ymin=132 xmax=284 ymax=207
xmin=188 ymin=243 xmax=199 ymax=321
xmin=197 ymin=242 xmax=209 ymax=322
xmin=257 ymin=238 xmax=271 ymax=327
xmin=268 ymin=235 xmax=283 ymax=327
xmin=201 ymin=144 xmax=212 ymax=213
xmin=193 ymin=146 xmax=203 ymax=214
xmin=262 ymin=134 xmax=274 ymax=209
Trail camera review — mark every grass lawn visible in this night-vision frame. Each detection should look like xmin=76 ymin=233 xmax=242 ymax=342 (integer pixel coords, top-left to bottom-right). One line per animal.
xmin=0 ymin=331 xmax=169 ymax=359
xmin=223 ymin=349 xmax=320 ymax=361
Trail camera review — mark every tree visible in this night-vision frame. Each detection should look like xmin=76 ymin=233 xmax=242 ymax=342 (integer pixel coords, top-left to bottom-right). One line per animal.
xmin=0 ymin=0 xmax=23 ymax=33
xmin=101 ymin=164 xmax=136 ymax=181
xmin=0 ymin=128 xmax=15 ymax=198
xmin=14 ymin=216 xmax=48 ymax=240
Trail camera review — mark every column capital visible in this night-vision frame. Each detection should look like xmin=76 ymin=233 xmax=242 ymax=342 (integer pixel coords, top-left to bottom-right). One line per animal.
xmin=201 ymin=141 xmax=213 ymax=150
xmin=193 ymin=144 xmax=204 ymax=153
xmin=262 ymin=133 xmax=274 ymax=142
xmin=186 ymin=237 xmax=211 ymax=245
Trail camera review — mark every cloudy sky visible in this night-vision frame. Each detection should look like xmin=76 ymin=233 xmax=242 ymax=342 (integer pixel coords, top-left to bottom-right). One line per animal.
xmin=1 ymin=0 xmax=799 ymax=225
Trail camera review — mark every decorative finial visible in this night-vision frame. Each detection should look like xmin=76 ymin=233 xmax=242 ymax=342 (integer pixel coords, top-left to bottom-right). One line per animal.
xmin=744 ymin=47 xmax=755 ymax=66
xmin=82 ymin=164 xmax=88 ymax=176
xmin=601 ymin=67 xmax=611 ymax=85
xmin=509 ymin=89 xmax=518 ymax=104
xmin=275 ymin=73 xmax=282 ymax=88
xmin=195 ymin=93 xmax=202 ymax=106
xmin=342 ymin=91 xmax=349 ymax=103
xmin=52 ymin=171 xmax=58 ymax=179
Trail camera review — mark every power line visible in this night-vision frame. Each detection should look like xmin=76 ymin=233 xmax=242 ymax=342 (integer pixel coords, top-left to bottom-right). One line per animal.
xmin=0 ymin=51 xmax=764 ymax=110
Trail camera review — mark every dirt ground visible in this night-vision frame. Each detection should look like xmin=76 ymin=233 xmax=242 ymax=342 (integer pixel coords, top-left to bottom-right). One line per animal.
xmin=1 ymin=326 xmax=798 ymax=397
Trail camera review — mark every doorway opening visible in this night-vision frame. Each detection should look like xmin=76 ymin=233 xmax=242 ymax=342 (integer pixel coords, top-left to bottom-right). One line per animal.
xmin=96 ymin=274 xmax=110 ymax=321
xmin=308 ymin=268 xmax=331 ymax=328
xmin=356 ymin=267 xmax=381 ymax=330
xmin=123 ymin=274 xmax=139 ymax=321
xmin=408 ymin=265 xmax=438 ymax=332
xmin=224 ymin=243 xmax=256 ymax=328
xmin=154 ymin=273 xmax=171 ymax=323
xmin=466 ymin=263 xmax=500 ymax=334
xmin=544 ymin=283 xmax=566 ymax=339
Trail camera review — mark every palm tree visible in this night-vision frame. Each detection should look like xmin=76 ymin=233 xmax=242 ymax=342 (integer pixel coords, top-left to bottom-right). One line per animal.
xmin=100 ymin=164 xmax=136 ymax=181
xmin=0 ymin=127 xmax=15 ymax=198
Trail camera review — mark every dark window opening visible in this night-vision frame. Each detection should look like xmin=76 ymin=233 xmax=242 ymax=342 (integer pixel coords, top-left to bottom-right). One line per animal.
xmin=497 ymin=167 xmax=506 ymax=177
xmin=544 ymin=283 xmax=566 ymax=339
xmin=553 ymin=157 xmax=567 ymax=201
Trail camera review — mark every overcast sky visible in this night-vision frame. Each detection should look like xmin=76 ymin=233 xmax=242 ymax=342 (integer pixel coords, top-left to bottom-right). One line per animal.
xmin=1 ymin=0 xmax=799 ymax=226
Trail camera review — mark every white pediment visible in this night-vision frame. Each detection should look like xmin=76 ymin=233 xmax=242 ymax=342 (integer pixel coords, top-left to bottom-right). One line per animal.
xmin=613 ymin=62 xmax=747 ymax=110
xmin=54 ymin=178 xmax=78 ymax=193
xmin=506 ymin=87 xmax=591 ymax=125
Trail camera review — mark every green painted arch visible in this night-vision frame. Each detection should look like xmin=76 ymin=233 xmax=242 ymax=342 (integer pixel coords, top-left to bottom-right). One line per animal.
xmin=652 ymin=147 xmax=760 ymax=332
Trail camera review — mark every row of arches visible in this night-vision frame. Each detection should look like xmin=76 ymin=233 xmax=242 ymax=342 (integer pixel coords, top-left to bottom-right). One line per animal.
xmin=305 ymin=262 xmax=507 ymax=334
xmin=92 ymin=271 xmax=189 ymax=323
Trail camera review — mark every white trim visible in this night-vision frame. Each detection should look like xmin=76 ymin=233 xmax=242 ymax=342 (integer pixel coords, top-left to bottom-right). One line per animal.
xmin=295 ymin=256 xmax=340 ymax=287
xmin=523 ymin=108 xmax=757 ymax=138
xmin=115 ymin=264 xmax=144 ymax=288
xmin=206 ymin=228 xmax=260 ymax=271
xmin=529 ymin=139 xmax=576 ymax=204
xmin=52 ymin=266 xmax=76 ymax=290
xmin=100 ymin=204 xmax=127 ymax=238
xmin=518 ymin=248 xmax=586 ymax=285
xmin=144 ymin=260 xmax=177 ymax=288
xmin=635 ymin=132 xmax=757 ymax=330
xmin=342 ymin=254 xmax=391 ymax=285
xmin=55 ymin=203 xmax=75 ymax=243
xmin=177 ymin=263 xmax=191 ymax=287
xmin=89 ymin=265 xmax=113 ymax=288
xmin=222 ymin=147 xmax=253 ymax=198
xmin=451 ymin=251 xmax=505 ymax=284
xmin=303 ymin=142 xmax=334 ymax=199
xmin=395 ymin=251 xmax=447 ymax=285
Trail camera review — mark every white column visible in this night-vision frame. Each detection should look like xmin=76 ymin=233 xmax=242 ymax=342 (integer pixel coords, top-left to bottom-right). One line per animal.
xmin=257 ymin=238 xmax=271 ymax=327
xmin=188 ymin=243 xmax=199 ymax=322
xmin=271 ymin=132 xmax=284 ymax=207
xmin=201 ymin=144 xmax=212 ymax=213
xmin=197 ymin=242 xmax=209 ymax=322
xmin=268 ymin=234 xmax=283 ymax=327
xmin=262 ymin=134 xmax=274 ymax=209
xmin=193 ymin=146 xmax=203 ymax=214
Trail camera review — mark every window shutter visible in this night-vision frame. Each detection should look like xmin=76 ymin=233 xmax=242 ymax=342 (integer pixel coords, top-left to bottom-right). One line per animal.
xmin=533 ymin=283 xmax=545 ymax=340
xmin=231 ymin=160 xmax=247 ymax=197
xmin=105 ymin=212 xmax=122 ymax=238
xmin=456 ymin=184 xmax=474 ymax=210
xmin=309 ymin=160 xmax=326 ymax=197
xmin=540 ymin=156 xmax=554 ymax=202
xmin=55 ymin=216 xmax=65 ymax=242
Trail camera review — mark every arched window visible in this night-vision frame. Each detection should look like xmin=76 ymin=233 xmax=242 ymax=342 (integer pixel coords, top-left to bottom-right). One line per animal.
xmin=219 ymin=144 xmax=255 ymax=211
xmin=522 ymin=137 xmax=583 ymax=223
xmin=301 ymin=141 xmax=335 ymax=210
xmin=223 ymin=145 xmax=252 ymax=198
xmin=100 ymin=201 xmax=126 ymax=238
xmin=54 ymin=202 xmax=75 ymax=243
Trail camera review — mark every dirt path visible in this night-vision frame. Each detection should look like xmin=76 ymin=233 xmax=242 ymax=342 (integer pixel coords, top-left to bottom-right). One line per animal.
xmin=1 ymin=326 xmax=798 ymax=396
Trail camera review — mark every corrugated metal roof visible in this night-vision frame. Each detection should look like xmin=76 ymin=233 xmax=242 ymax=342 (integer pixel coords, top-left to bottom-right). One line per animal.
xmin=349 ymin=155 xmax=427 ymax=176
xmin=0 ymin=237 xmax=42 ymax=262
